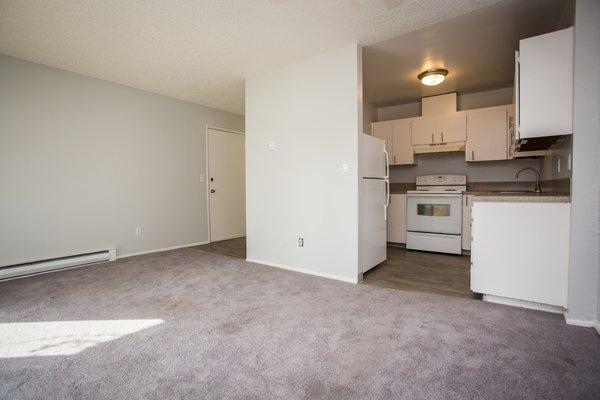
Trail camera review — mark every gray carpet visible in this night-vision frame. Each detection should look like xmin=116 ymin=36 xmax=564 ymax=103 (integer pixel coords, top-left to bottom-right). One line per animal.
xmin=0 ymin=247 xmax=599 ymax=400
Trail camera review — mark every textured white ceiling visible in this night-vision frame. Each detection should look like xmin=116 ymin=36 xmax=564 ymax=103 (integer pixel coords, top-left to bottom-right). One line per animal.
xmin=0 ymin=0 xmax=504 ymax=114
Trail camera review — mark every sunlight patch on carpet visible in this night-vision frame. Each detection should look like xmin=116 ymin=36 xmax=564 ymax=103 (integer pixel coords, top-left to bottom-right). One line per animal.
xmin=0 ymin=319 xmax=164 ymax=358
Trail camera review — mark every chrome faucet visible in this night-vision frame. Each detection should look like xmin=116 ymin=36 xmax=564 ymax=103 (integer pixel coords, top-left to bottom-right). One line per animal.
xmin=515 ymin=167 xmax=541 ymax=193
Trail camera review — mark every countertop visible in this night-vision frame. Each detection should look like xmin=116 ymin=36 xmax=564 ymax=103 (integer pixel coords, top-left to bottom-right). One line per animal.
xmin=389 ymin=189 xmax=570 ymax=202
xmin=470 ymin=193 xmax=570 ymax=203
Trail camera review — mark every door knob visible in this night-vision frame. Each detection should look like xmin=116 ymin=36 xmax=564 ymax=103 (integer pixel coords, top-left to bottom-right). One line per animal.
xmin=210 ymin=189 xmax=216 ymax=193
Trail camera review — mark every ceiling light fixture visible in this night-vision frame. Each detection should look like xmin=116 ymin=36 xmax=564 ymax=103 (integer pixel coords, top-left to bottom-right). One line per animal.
xmin=418 ymin=68 xmax=448 ymax=86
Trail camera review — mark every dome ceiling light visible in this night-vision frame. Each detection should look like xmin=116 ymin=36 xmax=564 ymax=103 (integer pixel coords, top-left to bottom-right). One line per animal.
xmin=418 ymin=68 xmax=448 ymax=86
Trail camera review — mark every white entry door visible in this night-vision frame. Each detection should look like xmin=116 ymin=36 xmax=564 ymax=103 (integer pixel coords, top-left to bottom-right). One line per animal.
xmin=207 ymin=128 xmax=245 ymax=242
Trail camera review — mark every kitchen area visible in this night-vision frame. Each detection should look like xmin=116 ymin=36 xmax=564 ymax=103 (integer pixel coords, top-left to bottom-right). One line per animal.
xmin=360 ymin=0 xmax=574 ymax=314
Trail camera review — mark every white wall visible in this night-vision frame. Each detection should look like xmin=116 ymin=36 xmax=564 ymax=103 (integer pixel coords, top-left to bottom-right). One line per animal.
xmin=0 ymin=54 xmax=244 ymax=266
xmin=567 ymin=0 xmax=600 ymax=326
xmin=245 ymin=43 xmax=361 ymax=283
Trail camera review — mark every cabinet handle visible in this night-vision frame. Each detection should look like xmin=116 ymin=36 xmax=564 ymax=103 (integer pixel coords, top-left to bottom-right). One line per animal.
xmin=431 ymin=133 xmax=434 ymax=143
xmin=394 ymin=155 xmax=397 ymax=164
xmin=471 ymin=150 xmax=475 ymax=161
xmin=441 ymin=132 xmax=444 ymax=142
xmin=465 ymin=196 xmax=468 ymax=206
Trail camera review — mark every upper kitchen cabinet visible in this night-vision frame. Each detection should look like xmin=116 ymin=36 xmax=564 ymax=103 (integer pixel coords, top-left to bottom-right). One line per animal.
xmin=412 ymin=116 xmax=438 ymax=145
xmin=412 ymin=112 xmax=466 ymax=146
xmin=372 ymin=120 xmax=415 ymax=165
xmin=391 ymin=119 xmax=414 ymax=165
xmin=466 ymin=105 xmax=511 ymax=162
xmin=437 ymin=112 xmax=467 ymax=143
xmin=372 ymin=121 xmax=392 ymax=156
xmin=517 ymin=27 xmax=573 ymax=139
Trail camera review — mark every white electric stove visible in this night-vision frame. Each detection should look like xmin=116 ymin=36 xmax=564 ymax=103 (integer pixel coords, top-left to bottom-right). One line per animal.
xmin=406 ymin=175 xmax=466 ymax=254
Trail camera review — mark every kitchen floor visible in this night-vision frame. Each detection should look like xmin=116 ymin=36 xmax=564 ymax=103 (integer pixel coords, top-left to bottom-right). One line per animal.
xmin=363 ymin=246 xmax=474 ymax=299
xmin=201 ymin=239 xmax=474 ymax=299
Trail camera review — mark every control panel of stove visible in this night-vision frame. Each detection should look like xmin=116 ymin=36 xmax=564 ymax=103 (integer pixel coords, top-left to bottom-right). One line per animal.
xmin=416 ymin=175 xmax=467 ymax=186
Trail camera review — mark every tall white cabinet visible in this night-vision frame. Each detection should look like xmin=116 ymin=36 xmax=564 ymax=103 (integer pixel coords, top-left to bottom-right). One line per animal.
xmin=517 ymin=27 xmax=573 ymax=138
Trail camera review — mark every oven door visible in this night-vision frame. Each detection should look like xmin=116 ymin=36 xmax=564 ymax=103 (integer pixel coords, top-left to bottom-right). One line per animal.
xmin=406 ymin=193 xmax=462 ymax=235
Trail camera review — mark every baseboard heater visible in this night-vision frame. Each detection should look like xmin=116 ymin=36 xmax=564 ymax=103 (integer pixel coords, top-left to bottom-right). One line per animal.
xmin=0 ymin=248 xmax=116 ymax=281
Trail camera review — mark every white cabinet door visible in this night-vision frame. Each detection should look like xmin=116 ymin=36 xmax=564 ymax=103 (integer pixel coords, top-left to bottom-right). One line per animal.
xmin=461 ymin=195 xmax=473 ymax=250
xmin=372 ymin=122 xmax=392 ymax=157
xmin=466 ymin=106 xmax=509 ymax=162
xmin=437 ymin=112 xmax=467 ymax=143
xmin=391 ymin=120 xmax=414 ymax=165
xmin=387 ymin=194 xmax=407 ymax=243
xmin=518 ymin=27 xmax=573 ymax=138
xmin=411 ymin=116 xmax=436 ymax=145
xmin=471 ymin=202 xmax=570 ymax=307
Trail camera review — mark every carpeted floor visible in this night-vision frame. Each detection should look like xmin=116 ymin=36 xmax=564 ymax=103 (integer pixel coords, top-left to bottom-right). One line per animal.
xmin=0 ymin=246 xmax=599 ymax=399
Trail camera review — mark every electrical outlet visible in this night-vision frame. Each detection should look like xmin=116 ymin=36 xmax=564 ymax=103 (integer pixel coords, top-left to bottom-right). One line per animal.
xmin=135 ymin=227 xmax=142 ymax=237
xmin=298 ymin=238 xmax=304 ymax=247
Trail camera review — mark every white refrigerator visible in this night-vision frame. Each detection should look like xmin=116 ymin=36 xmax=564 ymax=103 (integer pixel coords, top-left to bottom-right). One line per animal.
xmin=361 ymin=134 xmax=389 ymax=273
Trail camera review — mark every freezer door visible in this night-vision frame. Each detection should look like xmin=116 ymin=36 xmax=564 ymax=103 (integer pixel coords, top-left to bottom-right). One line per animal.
xmin=362 ymin=178 xmax=387 ymax=273
xmin=361 ymin=134 xmax=388 ymax=178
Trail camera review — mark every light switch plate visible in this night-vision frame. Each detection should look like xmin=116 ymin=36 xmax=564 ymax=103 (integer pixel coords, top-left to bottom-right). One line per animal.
xmin=342 ymin=163 xmax=350 ymax=175
xmin=268 ymin=140 xmax=276 ymax=151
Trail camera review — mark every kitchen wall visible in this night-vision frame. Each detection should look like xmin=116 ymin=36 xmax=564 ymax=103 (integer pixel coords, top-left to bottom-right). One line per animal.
xmin=377 ymin=87 xmax=513 ymax=121
xmin=389 ymin=153 xmax=542 ymax=184
xmin=567 ymin=0 xmax=600 ymax=327
xmin=0 ymin=54 xmax=244 ymax=266
xmin=376 ymin=86 xmax=544 ymax=184
xmin=245 ymin=43 xmax=361 ymax=283
xmin=363 ymin=101 xmax=377 ymax=134
xmin=542 ymin=135 xmax=573 ymax=181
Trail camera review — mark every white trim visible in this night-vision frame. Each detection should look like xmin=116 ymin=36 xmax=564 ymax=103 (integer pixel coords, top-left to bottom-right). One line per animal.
xmin=563 ymin=310 xmax=598 ymax=328
xmin=595 ymin=321 xmax=600 ymax=336
xmin=210 ymin=234 xmax=246 ymax=242
xmin=482 ymin=294 xmax=564 ymax=314
xmin=206 ymin=125 xmax=244 ymax=135
xmin=118 ymin=241 xmax=209 ymax=259
xmin=246 ymin=258 xmax=359 ymax=284
xmin=205 ymin=125 xmax=245 ymax=244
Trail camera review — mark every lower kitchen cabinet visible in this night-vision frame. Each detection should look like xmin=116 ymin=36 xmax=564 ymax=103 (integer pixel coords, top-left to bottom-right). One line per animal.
xmin=387 ymin=193 xmax=406 ymax=243
xmin=462 ymin=195 xmax=474 ymax=250
xmin=470 ymin=201 xmax=570 ymax=308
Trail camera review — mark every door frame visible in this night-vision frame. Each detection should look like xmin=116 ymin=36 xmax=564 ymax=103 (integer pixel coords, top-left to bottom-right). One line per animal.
xmin=205 ymin=125 xmax=245 ymax=243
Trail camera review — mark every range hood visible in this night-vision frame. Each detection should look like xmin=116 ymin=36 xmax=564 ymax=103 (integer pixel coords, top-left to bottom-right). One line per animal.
xmin=413 ymin=143 xmax=466 ymax=154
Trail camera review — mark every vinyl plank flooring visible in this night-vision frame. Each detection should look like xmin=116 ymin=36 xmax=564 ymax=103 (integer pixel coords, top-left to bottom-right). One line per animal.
xmin=363 ymin=247 xmax=475 ymax=299
xmin=196 ymin=237 xmax=246 ymax=259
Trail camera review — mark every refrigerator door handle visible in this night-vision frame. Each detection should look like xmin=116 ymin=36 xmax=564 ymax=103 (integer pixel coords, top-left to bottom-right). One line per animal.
xmin=383 ymin=148 xmax=390 ymax=179
xmin=384 ymin=179 xmax=390 ymax=221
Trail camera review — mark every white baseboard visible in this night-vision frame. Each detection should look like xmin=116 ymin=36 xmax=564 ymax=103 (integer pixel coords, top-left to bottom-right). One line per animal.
xmin=118 ymin=241 xmax=209 ymax=259
xmin=246 ymin=258 xmax=359 ymax=284
xmin=483 ymin=294 xmax=564 ymax=314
